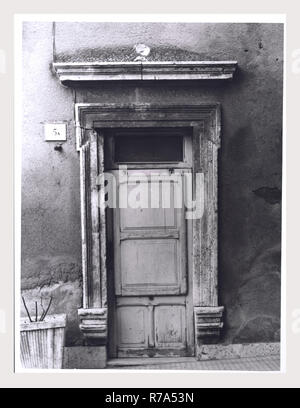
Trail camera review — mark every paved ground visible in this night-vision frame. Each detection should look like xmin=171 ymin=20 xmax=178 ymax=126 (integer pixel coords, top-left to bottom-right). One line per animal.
xmin=107 ymin=355 xmax=280 ymax=371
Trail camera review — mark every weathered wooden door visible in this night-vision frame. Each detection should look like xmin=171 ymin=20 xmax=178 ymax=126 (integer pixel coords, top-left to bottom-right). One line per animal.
xmin=106 ymin=129 xmax=194 ymax=358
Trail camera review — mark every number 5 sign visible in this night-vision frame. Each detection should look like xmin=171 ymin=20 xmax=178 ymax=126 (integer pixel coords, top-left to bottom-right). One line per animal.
xmin=44 ymin=123 xmax=67 ymax=141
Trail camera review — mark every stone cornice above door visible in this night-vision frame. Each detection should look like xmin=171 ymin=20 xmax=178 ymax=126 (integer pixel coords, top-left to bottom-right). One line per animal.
xmin=53 ymin=61 xmax=238 ymax=84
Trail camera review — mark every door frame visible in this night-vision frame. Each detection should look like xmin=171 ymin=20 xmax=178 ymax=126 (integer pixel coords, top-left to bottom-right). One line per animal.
xmin=75 ymin=103 xmax=224 ymax=357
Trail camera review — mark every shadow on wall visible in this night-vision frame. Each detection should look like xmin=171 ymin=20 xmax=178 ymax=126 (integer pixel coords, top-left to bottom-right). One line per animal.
xmin=225 ymin=244 xmax=281 ymax=343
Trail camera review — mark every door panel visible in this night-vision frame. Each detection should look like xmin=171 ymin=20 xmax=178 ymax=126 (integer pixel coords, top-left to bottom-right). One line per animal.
xmin=117 ymin=306 xmax=148 ymax=348
xmin=120 ymin=239 xmax=179 ymax=293
xmin=155 ymin=305 xmax=186 ymax=348
xmin=120 ymin=207 xmax=176 ymax=229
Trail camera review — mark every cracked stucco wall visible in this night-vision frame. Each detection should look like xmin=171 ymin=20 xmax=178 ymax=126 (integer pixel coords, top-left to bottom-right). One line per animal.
xmin=22 ymin=22 xmax=283 ymax=346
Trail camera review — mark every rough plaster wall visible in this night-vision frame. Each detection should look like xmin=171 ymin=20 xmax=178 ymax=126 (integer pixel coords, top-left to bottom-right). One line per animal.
xmin=22 ymin=22 xmax=283 ymax=345
xmin=22 ymin=22 xmax=83 ymax=345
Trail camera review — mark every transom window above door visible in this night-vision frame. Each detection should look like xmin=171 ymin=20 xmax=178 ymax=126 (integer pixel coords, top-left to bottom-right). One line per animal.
xmin=104 ymin=127 xmax=192 ymax=169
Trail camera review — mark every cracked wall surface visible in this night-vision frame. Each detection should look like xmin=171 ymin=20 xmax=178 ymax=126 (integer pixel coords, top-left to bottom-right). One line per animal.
xmin=22 ymin=22 xmax=283 ymax=346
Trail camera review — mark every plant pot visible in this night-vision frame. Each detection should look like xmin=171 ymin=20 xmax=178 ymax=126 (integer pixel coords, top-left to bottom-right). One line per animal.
xmin=20 ymin=313 xmax=66 ymax=369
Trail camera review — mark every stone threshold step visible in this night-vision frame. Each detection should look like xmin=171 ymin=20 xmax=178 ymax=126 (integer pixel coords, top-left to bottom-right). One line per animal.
xmin=107 ymin=357 xmax=197 ymax=367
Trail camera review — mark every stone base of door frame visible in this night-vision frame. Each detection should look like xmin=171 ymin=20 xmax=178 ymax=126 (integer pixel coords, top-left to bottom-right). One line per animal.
xmin=78 ymin=307 xmax=108 ymax=346
xmin=62 ymin=343 xmax=280 ymax=369
xmin=194 ymin=306 xmax=224 ymax=348
xmin=63 ymin=346 xmax=107 ymax=369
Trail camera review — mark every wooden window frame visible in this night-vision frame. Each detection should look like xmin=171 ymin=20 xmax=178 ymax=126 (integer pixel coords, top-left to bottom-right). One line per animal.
xmin=104 ymin=127 xmax=193 ymax=169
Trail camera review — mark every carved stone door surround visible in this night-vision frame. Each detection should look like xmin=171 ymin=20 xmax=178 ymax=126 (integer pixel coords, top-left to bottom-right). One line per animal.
xmin=75 ymin=103 xmax=224 ymax=352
